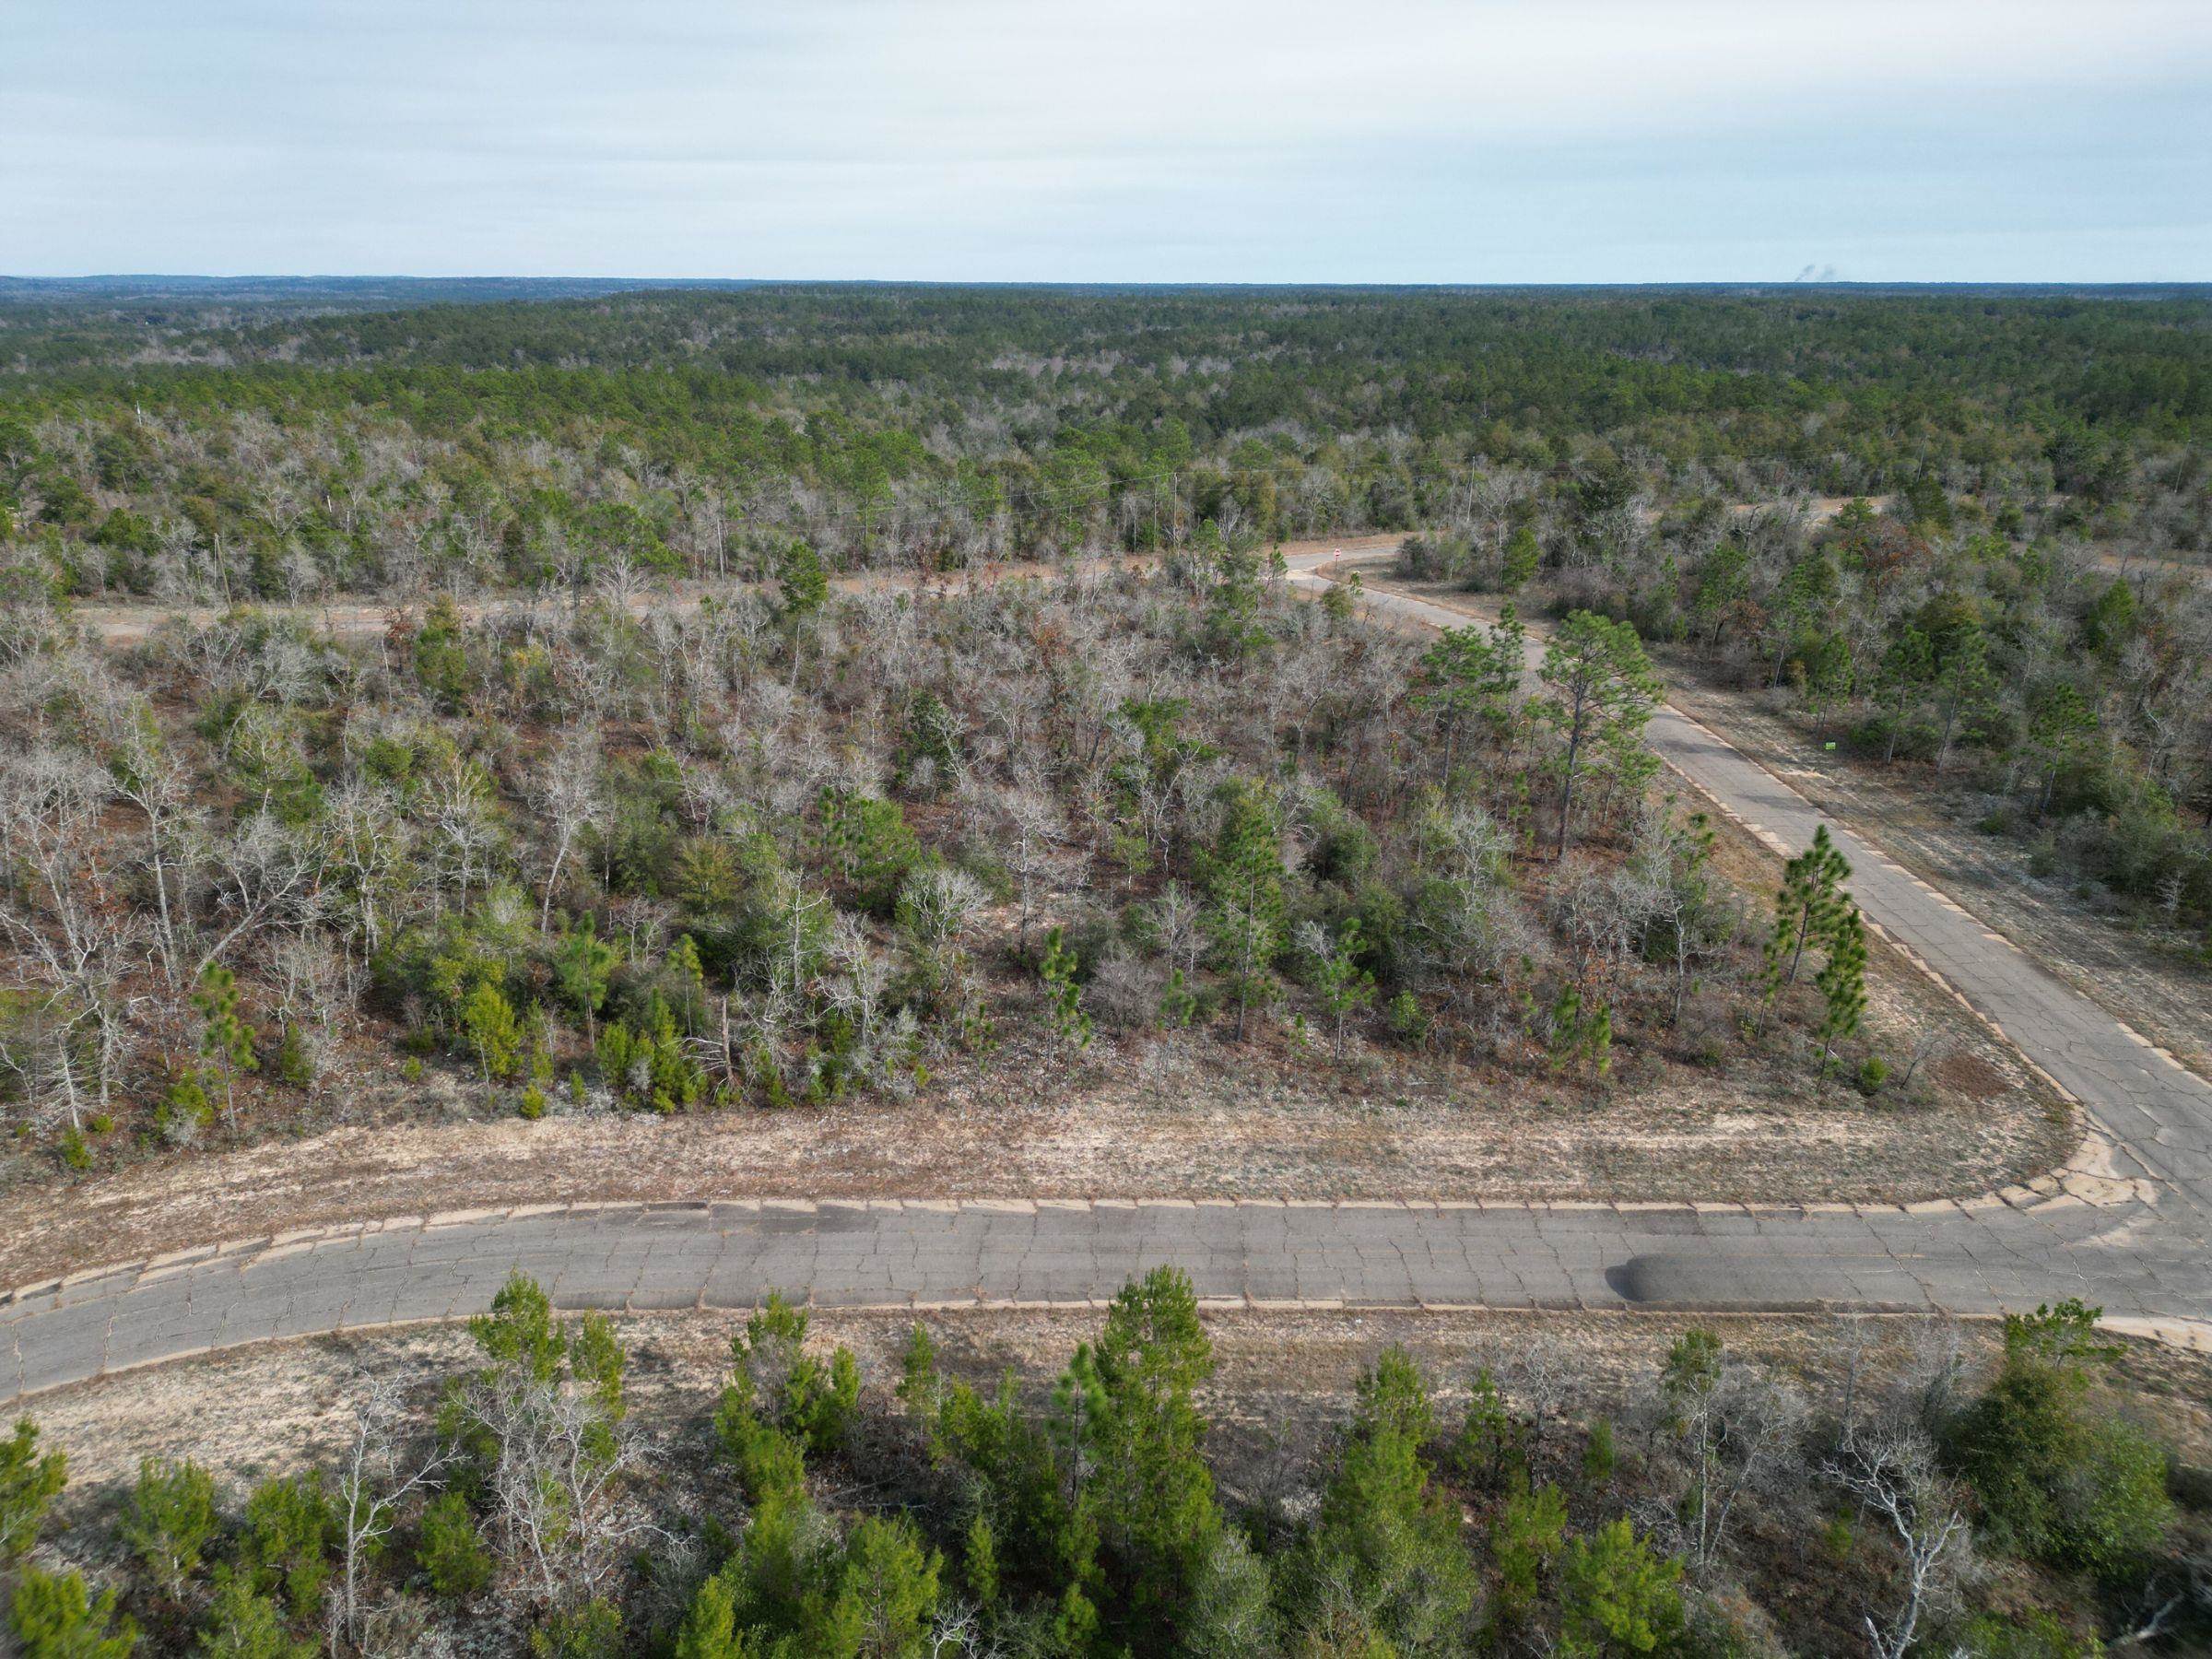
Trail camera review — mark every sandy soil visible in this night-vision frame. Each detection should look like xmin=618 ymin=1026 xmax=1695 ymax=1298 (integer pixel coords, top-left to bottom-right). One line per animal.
xmin=32 ymin=1301 xmax=2212 ymax=1500
xmin=65 ymin=535 xmax=1412 ymax=645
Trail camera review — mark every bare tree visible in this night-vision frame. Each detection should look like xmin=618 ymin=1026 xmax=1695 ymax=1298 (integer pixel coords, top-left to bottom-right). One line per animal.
xmin=983 ymin=774 xmax=1068 ymax=949
xmin=535 ymin=730 xmax=603 ymax=932
xmin=1821 ymin=1423 xmax=1971 ymax=1659
xmin=0 ymin=747 xmax=147 ymax=1121
xmin=333 ymin=1379 xmax=461 ymax=1648
xmin=453 ymin=1364 xmax=657 ymax=1614
xmin=1147 ymin=879 xmax=1204 ymax=987
xmin=102 ymin=709 xmax=203 ymax=994
xmin=419 ymin=759 xmax=500 ymax=914
xmin=1642 ymin=1331 xmax=1806 ymax=1574
xmin=197 ymin=810 xmax=326 ymax=977
xmin=324 ymin=780 xmax=411 ymax=953
xmin=825 ymin=912 xmax=895 ymax=1078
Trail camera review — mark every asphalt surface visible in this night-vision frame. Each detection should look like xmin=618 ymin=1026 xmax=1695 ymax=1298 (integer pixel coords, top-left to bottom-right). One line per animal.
xmin=6 ymin=551 xmax=2208 ymax=1398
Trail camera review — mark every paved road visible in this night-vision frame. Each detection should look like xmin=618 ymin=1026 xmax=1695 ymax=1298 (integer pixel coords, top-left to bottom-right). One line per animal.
xmin=1 ymin=1187 xmax=2194 ymax=1398
xmin=1290 ymin=557 xmax=2212 ymax=1223
xmin=6 ymin=547 xmax=2209 ymax=1397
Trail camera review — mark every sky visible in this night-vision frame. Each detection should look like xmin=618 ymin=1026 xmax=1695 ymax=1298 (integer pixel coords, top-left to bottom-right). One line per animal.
xmin=6 ymin=0 xmax=2210 ymax=283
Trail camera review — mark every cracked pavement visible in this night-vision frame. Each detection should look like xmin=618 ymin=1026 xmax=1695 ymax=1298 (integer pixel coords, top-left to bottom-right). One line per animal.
xmin=6 ymin=549 xmax=2208 ymax=1398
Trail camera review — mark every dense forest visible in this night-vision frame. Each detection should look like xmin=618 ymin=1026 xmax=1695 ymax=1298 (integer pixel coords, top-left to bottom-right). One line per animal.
xmin=2 ymin=283 xmax=2204 ymax=940
xmin=1 ymin=544 xmax=1829 ymax=1173
xmin=1 ymin=285 xmax=2206 ymax=604
xmin=0 ymin=282 xmax=2204 ymax=1175
xmin=5 ymin=1280 xmax=2200 ymax=1656
xmin=3 ymin=287 xmax=2210 ymax=1656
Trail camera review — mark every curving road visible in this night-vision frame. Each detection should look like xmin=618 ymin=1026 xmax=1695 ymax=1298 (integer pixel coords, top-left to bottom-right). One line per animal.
xmin=6 ymin=548 xmax=2210 ymax=1398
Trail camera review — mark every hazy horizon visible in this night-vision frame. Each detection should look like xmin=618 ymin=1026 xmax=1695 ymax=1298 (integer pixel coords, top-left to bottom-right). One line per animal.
xmin=6 ymin=276 xmax=2210 ymax=298
xmin=8 ymin=0 xmax=2209 ymax=286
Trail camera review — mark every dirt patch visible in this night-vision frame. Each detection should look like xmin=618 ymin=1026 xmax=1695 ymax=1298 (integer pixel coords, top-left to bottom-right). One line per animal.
xmin=67 ymin=536 xmax=1409 ymax=647
xmin=1934 ymin=1050 xmax=2009 ymax=1102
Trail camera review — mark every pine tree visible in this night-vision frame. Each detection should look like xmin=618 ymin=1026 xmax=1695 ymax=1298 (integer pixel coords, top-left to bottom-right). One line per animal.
xmin=7 ymin=1568 xmax=137 ymax=1659
xmin=0 ymin=1418 xmax=65 ymax=1562
xmin=1816 ymin=904 xmax=1868 ymax=1068
xmin=1535 ymin=612 xmax=1661 ymax=858
xmin=1559 ymin=1518 xmax=1686 ymax=1658
xmin=1412 ymin=619 xmax=1523 ymax=777
xmin=553 ymin=917 xmax=618 ymax=1041
xmin=1040 ymin=927 xmax=1092 ymax=1051
xmin=242 ymin=1470 xmax=335 ymax=1623
xmin=194 ymin=963 xmax=258 ymax=1126
xmin=1501 ymin=525 xmax=1541 ymax=593
xmin=776 ymin=538 xmax=828 ymax=618
xmin=1305 ymin=1346 xmax=1476 ymax=1652
xmin=1081 ymin=1268 xmax=1225 ymax=1651
xmin=1759 ymin=825 xmax=1852 ymax=1030
xmin=121 ymin=1456 xmax=218 ymax=1597
xmin=810 ymin=1516 xmax=941 ymax=1657
xmin=159 ymin=1067 xmax=214 ymax=1138
xmin=199 ymin=1566 xmax=313 ymax=1659
xmin=1490 ymin=1484 xmax=1568 ymax=1630
xmin=1200 ymin=780 xmax=1286 ymax=1041
xmin=1932 ymin=626 xmax=1999 ymax=773
xmin=671 ymin=1570 xmax=748 ymax=1659
xmin=1159 ymin=967 xmax=1199 ymax=1030
xmin=1309 ymin=917 xmax=1376 ymax=1059
xmin=460 ymin=982 xmax=521 ymax=1082
xmin=896 ymin=1324 xmax=941 ymax=1430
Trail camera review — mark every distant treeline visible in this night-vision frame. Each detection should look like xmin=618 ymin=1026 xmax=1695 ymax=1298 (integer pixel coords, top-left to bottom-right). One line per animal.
xmin=1 ymin=285 xmax=2206 ymax=606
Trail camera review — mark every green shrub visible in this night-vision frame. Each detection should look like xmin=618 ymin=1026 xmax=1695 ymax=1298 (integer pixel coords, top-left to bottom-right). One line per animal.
xmin=530 ymin=1598 xmax=624 ymax=1659
xmin=716 ymin=1407 xmax=809 ymax=1505
xmin=1942 ymin=1300 xmax=2173 ymax=1583
xmin=199 ymin=1566 xmax=312 ymax=1659
xmin=596 ymin=994 xmax=705 ymax=1112
xmin=242 ymin=1470 xmax=334 ymax=1619
xmin=1582 ymin=1417 xmax=1618 ymax=1486
xmin=270 ymin=1023 xmax=315 ymax=1088
xmin=1957 ymin=1609 xmax=2105 ymax=1658
xmin=0 ymin=1418 xmax=66 ymax=1560
xmin=120 ymin=1455 xmax=218 ymax=1596
xmin=7 ymin=1568 xmax=137 ymax=1658
xmin=416 ymin=1491 xmax=491 ymax=1601
xmin=1820 ymin=1515 xmax=1854 ymax=1562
